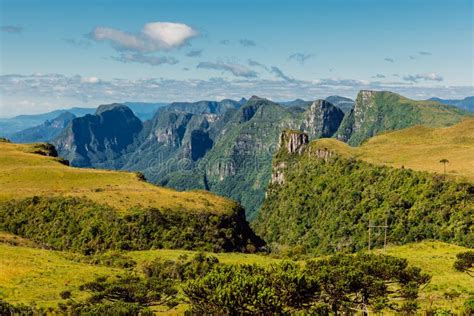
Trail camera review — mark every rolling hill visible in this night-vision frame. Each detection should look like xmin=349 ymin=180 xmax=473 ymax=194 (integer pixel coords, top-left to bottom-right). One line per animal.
xmin=0 ymin=232 xmax=471 ymax=313
xmin=0 ymin=140 xmax=263 ymax=253
xmin=254 ymin=124 xmax=474 ymax=254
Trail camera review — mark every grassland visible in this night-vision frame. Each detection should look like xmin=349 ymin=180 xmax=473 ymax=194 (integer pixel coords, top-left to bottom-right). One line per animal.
xmin=379 ymin=242 xmax=473 ymax=313
xmin=0 ymin=230 xmax=471 ymax=313
xmin=0 ymin=241 xmax=120 ymax=307
xmin=0 ymin=142 xmax=235 ymax=214
xmin=311 ymin=118 xmax=474 ymax=181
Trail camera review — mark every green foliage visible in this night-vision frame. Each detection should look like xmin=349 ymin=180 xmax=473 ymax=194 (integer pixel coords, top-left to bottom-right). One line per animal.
xmin=183 ymin=253 xmax=429 ymax=314
xmin=0 ymin=299 xmax=35 ymax=315
xmin=79 ymin=275 xmax=178 ymax=308
xmin=0 ymin=137 xmax=11 ymax=143
xmin=255 ymin=153 xmax=474 ymax=254
xmin=0 ymin=196 xmax=264 ymax=254
xmin=336 ymin=90 xmax=469 ymax=146
xmin=61 ymin=300 xmax=152 ymax=316
xmin=453 ymin=251 xmax=474 ymax=276
xmin=184 ymin=262 xmax=318 ymax=314
xmin=307 ymin=253 xmax=430 ymax=313
xmin=463 ymin=297 xmax=474 ymax=314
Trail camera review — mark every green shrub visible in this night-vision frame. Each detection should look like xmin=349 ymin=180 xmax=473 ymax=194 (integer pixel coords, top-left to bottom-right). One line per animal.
xmin=255 ymin=154 xmax=474 ymax=254
xmin=0 ymin=196 xmax=264 ymax=254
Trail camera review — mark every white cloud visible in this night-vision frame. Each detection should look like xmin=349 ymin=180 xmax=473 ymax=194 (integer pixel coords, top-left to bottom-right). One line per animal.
xmin=403 ymin=73 xmax=443 ymax=83
xmin=288 ymin=53 xmax=313 ymax=64
xmin=1 ymin=73 xmax=471 ymax=117
xmin=186 ymin=49 xmax=202 ymax=57
xmin=81 ymin=76 xmax=100 ymax=84
xmin=197 ymin=61 xmax=258 ymax=78
xmin=142 ymin=22 xmax=197 ymax=48
xmin=239 ymin=39 xmax=256 ymax=47
xmin=113 ymin=53 xmax=179 ymax=66
xmin=90 ymin=22 xmax=198 ymax=52
xmin=270 ymin=66 xmax=297 ymax=83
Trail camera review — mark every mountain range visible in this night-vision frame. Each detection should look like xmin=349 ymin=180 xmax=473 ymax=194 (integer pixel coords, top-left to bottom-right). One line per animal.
xmin=428 ymin=96 xmax=474 ymax=112
xmin=0 ymin=102 xmax=167 ymax=138
xmin=49 ymin=90 xmax=471 ymax=217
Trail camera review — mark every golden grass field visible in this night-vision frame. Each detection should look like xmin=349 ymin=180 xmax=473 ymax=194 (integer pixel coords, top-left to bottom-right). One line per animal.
xmin=0 ymin=231 xmax=471 ymax=313
xmin=0 ymin=234 xmax=121 ymax=307
xmin=378 ymin=242 xmax=473 ymax=313
xmin=310 ymin=118 xmax=474 ymax=182
xmin=0 ymin=141 xmax=236 ymax=214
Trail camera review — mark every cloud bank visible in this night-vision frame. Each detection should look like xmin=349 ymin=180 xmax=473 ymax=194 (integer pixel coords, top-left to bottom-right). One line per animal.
xmin=403 ymin=73 xmax=443 ymax=83
xmin=2 ymin=73 xmax=470 ymax=117
xmin=113 ymin=53 xmax=179 ymax=66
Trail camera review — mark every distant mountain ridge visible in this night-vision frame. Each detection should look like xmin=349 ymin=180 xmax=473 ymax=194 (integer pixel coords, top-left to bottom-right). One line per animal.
xmin=52 ymin=90 xmax=472 ymax=217
xmin=324 ymin=95 xmax=355 ymax=113
xmin=428 ymin=96 xmax=474 ymax=112
xmin=10 ymin=112 xmax=76 ymax=143
xmin=0 ymin=102 xmax=167 ymax=138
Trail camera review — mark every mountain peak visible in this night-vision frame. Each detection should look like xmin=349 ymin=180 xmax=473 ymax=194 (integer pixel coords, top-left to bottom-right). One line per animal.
xmin=248 ymin=95 xmax=265 ymax=102
xmin=95 ymin=103 xmax=130 ymax=115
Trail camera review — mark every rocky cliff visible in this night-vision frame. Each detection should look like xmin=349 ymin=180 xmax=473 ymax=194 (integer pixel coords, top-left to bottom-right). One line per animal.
xmin=301 ymin=100 xmax=344 ymax=139
xmin=336 ymin=90 xmax=468 ymax=145
xmin=54 ymin=104 xmax=143 ymax=167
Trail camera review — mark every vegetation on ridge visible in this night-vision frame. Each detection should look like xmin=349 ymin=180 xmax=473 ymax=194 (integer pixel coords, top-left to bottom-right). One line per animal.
xmin=254 ymin=134 xmax=474 ymax=254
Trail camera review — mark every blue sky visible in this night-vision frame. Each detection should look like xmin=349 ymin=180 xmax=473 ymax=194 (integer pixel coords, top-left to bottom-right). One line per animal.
xmin=0 ymin=0 xmax=473 ymax=116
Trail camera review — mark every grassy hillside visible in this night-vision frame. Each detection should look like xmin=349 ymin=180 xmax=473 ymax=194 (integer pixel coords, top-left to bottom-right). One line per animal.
xmin=0 ymin=233 xmax=471 ymax=313
xmin=255 ymin=127 xmax=473 ymax=254
xmin=336 ymin=90 xmax=470 ymax=146
xmin=0 ymin=141 xmax=235 ymax=214
xmin=357 ymin=118 xmax=474 ymax=181
xmin=0 ymin=142 xmax=264 ymax=253
xmin=0 ymin=239 xmax=120 ymax=307
xmin=312 ymin=118 xmax=474 ymax=182
xmin=378 ymin=242 xmax=473 ymax=312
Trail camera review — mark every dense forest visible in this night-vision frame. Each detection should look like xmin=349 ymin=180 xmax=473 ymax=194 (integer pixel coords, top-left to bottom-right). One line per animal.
xmin=254 ymin=141 xmax=474 ymax=254
xmin=0 ymin=197 xmax=264 ymax=254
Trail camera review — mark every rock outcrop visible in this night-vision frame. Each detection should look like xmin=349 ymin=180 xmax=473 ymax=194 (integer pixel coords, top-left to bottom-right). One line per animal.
xmin=300 ymin=99 xmax=344 ymax=139
xmin=278 ymin=130 xmax=309 ymax=155
xmin=54 ymin=104 xmax=143 ymax=167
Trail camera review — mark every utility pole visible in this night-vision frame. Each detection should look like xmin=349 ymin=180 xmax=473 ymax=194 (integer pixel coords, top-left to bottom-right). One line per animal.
xmin=368 ymin=218 xmax=389 ymax=251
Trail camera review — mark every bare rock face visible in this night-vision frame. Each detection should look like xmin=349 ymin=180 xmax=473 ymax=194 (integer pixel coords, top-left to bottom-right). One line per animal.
xmin=300 ymin=100 xmax=345 ymax=139
xmin=271 ymin=130 xmax=309 ymax=185
xmin=278 ymin=130 xmax=309 ymax=155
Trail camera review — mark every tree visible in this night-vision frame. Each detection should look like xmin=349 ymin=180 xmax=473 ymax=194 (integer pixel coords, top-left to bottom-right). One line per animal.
xmin=306 ymin=254 xmax=431 ymax=314
xmin=79 ymin=275 xmax=178 ymax=310
xmin=439 ymin=158 xmax=449 ymax=174
xmin=183 ymin=262 xmax=320 ymax=314
xmin=454 ymin=251 xmax=474 ymax=277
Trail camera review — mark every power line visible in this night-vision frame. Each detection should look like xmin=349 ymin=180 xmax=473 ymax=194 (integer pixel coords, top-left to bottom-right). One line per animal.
xmin=368 ymin=218 xmax=388 ymax=252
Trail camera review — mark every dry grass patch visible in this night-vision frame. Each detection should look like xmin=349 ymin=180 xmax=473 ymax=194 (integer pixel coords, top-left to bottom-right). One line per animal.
xmin=0 ymin=142 xmax=236 ymax=214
